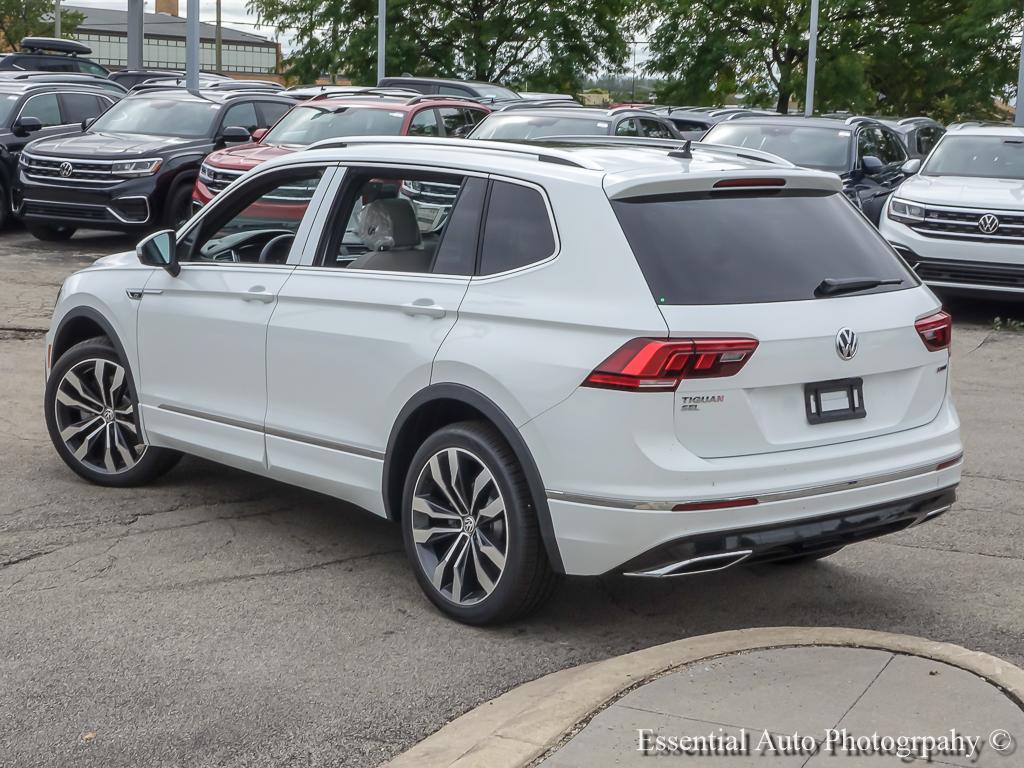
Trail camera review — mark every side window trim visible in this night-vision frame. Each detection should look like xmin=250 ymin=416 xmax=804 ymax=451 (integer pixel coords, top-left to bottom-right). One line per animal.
xmin=474 ymin=174 xmax=560 ymax=279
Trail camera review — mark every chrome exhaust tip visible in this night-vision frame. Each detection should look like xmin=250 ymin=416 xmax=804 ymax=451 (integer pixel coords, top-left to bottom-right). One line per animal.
xmin=624 ymin=549 xmax=753 ymax=578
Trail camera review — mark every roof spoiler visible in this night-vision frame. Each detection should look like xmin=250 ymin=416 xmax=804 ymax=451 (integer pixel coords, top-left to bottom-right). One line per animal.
xmin=534 ymin=136 xmax=794 ymax=167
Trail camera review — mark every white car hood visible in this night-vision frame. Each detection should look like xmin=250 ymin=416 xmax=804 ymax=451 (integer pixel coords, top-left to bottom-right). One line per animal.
xmin=898 ymin=174 xmax=1024 ymax=210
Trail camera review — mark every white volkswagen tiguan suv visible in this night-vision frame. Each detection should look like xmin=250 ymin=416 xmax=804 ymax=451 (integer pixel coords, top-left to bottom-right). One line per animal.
xmin=880 ymin=124 xmax=1024 ymax=298
xmin=44 ymin=137 xmax=962 ymax=624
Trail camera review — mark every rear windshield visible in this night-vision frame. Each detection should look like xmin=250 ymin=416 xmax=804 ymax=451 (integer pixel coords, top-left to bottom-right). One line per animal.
xmin=703 ymin=123 xmax=852 ymax=173
xmin=263 ymin=104 xmax=405 ymax=145
xmin=470 ymin=114 xmax=609 ymax=140
xmin=611 ymin=192 xmax=915 ymax=305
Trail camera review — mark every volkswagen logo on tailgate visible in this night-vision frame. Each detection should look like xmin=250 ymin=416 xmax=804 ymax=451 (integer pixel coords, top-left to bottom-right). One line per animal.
xmin=978 ymin=213 xmax=1000 ymax=235
xmin=835 ymin=328 xmax=858 ymax=361
xmin=58 ymin=161 xmax=74 ymax=178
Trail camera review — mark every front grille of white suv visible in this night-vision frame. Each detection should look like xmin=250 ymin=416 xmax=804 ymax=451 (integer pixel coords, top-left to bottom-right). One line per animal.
xmin=910 ymin=204 xmax=1024 ymax=242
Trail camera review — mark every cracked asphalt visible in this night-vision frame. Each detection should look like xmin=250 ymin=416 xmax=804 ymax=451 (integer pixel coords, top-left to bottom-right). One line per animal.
xmin=1 ymin=225 xmax=1023 ymax=768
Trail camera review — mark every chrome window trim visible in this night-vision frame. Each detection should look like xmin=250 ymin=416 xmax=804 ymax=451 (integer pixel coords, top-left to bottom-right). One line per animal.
xmin=546 ymin=455 xmax=964 ymax=511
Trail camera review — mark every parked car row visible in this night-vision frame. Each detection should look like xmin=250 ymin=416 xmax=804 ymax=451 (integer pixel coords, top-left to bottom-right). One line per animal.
xmin=3 ymin=59 xmax=1021 ymax=300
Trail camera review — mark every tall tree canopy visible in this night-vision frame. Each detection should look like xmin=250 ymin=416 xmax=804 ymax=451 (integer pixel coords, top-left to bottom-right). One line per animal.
xmin=249 ymin=0 xmax=637 ymax=89
xmin=646 ymin=0 xmax=1023 ymax=119
xmin=0 ymin=0 xmax=83 ymax=50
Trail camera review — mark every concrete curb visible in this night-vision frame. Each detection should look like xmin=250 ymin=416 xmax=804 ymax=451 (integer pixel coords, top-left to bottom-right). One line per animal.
xmin=384 ymin=627 xmax=1024 ymax=768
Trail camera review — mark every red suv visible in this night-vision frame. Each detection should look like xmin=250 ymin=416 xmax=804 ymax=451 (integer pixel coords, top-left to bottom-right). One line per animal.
xmin=193 ymin=90 xmax=491 ymax=208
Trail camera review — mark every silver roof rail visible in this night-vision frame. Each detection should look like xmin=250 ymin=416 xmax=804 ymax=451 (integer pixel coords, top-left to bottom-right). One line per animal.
xmin=303 ymin=136 xmax=604 ymax=170
xmin=532 ymin=135 xmax=794 ymax=167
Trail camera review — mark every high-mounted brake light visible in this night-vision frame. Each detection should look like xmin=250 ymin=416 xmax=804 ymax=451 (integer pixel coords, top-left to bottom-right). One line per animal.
xmin=915 ymin=310 xmax=952 ymax=352
xmin=582 ymin=337 xmax=758 ymax=392
xmin=713 ymin=177 xmax=787 ymax=188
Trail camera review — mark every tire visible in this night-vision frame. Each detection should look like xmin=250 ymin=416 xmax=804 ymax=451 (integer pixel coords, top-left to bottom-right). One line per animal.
xmin=0 ymin=182 xmax=8 ymax=230
xmin=770 ymin=546 xmax=844 ymax=565
xmin=401 ymin=420 xmax=558 ymax=625
xmin=26 ymin=221 xmax=76 ymax=241
xmin=44 ymin=337 xmax=182 ymax=487
xmin=164 ymin=182 xmax=195 ymax=230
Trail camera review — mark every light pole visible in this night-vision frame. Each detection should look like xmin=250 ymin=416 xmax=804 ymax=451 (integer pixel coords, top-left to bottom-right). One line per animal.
xmin=377 ymin=0 xmax=385 ymax=84
xmin=215 ymin=0 xmax=223 ymax=72
xmin=1016 ymin=20 xmax=1024 ymax=126
xmin=54 ymin=0 xmax=61 ymax=38
xmin=804 ymin=0 xmax=820 ymax=116
xmin=185 ymin=0 xmax=199 ymax=94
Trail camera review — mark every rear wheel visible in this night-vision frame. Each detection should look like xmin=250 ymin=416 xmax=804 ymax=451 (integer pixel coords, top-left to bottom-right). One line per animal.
xmin=44 ymin=338 xmax=181 ymax=487
xmin=26 ymin=221 xmax=76 ymax=241
xmin=401 ymin=421 xmax=557 ymax=624
xmin=0 ymin=182 xmax=8 ymax=229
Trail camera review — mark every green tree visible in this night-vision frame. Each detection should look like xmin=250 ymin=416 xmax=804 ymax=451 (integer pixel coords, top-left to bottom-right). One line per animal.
xmin=0 ymin=0 xmax=83 ymax=51
xmin=646 ymin=0 xmax=1023 ymax=119
xmin=249 ymin=0 xmax=637 ymax=87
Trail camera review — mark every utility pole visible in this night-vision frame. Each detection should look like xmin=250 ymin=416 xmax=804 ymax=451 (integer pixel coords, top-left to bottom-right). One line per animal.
xmin=804 ymin=0 xmax=819 ymax=116
xmin=54 ymin=0 xmax=61 ymax=38
xmin=185 ymin=0 xmax=199 ymax=94
xmin=376 ymin=0 xmax=385 ymax=84
xmin=215 ymin=0 xmax=223 ymax=72
xmin=1016 ymin=17 xmax=1024 ymax=126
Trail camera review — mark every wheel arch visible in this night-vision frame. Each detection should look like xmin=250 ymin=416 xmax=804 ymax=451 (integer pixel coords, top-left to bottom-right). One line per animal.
xmin=383 ymin=383 xmax=564 ymax=573
xmin=51 ymin=306 xmax=133 ymax=383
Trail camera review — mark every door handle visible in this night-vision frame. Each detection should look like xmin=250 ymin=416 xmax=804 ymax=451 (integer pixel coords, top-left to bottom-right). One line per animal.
xmin=401 ymin=299 xmax=447 ymax=319
xmin=242 ymin=286 xmax=275 ymax=303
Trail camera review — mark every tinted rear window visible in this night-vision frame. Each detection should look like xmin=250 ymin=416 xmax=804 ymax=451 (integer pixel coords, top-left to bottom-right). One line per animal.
xmin=611 ymin=192 xmax=915 ymax=305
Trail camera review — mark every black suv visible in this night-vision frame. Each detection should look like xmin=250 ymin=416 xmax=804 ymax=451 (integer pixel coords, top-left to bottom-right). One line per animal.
xmin=15 ymin=89 xmax=293 ymax=239
xmin=702 ymin=115 xmax=912 ymax=224
xmin=377 ymin=76 xmax=520 ymax=102
xmin=0 ymin=81 xmax=119 ymax=227
xmin=0 ymin=38 xmax=108 ymax=77
xmin=469 ymin=107 xmax=681 ymax=141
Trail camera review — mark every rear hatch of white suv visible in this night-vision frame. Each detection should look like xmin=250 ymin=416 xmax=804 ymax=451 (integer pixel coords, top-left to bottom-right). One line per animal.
xmin=600 ymin=172 xmax=951 ymax=459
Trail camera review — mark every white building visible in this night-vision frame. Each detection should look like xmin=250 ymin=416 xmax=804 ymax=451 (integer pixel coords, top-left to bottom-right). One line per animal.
xmin=69 ymin=0 xmax=280 ymax=76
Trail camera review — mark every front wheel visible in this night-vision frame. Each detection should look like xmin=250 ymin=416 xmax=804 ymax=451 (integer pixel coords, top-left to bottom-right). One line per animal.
xmin=164 ymin=183 xmax=194 ymax=230
xmin=44 ymin=338 xmax=182 ymax=487
xmin=26 ymin=221 xmax=76 ymax=241
xmin=401 ymin=421 xmax=557 ymax=625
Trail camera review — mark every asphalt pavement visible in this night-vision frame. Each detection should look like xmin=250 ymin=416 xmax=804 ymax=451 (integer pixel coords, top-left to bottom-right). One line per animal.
xmin=1 ymin=226 xmax=1023 ymax=768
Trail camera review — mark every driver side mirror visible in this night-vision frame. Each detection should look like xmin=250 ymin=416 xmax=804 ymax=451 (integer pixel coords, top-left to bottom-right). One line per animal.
xmin=900 ymin=158 xmax=922 ymax=175
xmin=220 ymin=125 xmax=251 ymax=144
xmin=136 ymin=229 xmax=180 ymax=277
xmin=861 ymin=155 xmax=885 ymax=175
xmin=81 ymin=117 xmax=95 ymax=132
xmin=251 ymin=127 xmax=268 ymax=142
xmin=12 ymin=116 xmax=43 ymax=137
xmin=451 ymin=124 xmax=473 ymax=138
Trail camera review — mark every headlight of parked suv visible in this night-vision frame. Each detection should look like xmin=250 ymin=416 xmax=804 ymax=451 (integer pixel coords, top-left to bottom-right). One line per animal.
xmin=889 ymin=198 xmax=926 ymax=223
xmin=111 ymin=158 xmax=162 ymax=177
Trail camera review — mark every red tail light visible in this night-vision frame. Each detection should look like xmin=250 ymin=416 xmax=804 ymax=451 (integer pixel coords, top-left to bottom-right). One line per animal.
xmin=915 ymin=311 xmax=952 ymax=352
xmin=713 ymin=177 xmax=786 ymax=188
xmin=583 ymin=337 xmax=758 ymax=392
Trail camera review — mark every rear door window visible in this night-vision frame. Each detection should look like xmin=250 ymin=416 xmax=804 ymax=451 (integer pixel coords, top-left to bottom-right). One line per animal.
xmin=640 ymin=118 xmax=673 ymax=138
xmin=611 ymin=192 xmax=915 ymax=305
xmin=479 ymin=181 xmax=556 ymax=274
xmin=59 ymin=92 xmax=103 ymax=123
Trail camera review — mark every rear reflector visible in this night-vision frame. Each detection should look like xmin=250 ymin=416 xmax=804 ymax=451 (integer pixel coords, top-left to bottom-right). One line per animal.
xmin=936 ymin=453 xmax=963 ymax=471
xmin=713 ymin=177 xmax=786 ymax=188
xmin=673 ymin=498 xmax=759 ymax=512
xmin=583 ymin=337 xmax=758 ymax=392
xmin=915 ymin=310 xmax=952 ymax=352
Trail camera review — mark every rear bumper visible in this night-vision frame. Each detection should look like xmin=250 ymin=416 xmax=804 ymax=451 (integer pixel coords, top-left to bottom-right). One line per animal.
xmin=617 ymin=486 xmax=955 ymax=577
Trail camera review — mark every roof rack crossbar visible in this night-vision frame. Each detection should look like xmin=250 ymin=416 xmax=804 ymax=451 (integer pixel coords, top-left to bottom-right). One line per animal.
xmin=404 ymin=93 xmax=486 ymax=105
xmin=304 ymin=136 xmax=602 ymax=169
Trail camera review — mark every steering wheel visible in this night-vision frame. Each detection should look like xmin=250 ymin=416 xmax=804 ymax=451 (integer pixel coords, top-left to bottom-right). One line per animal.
xmin=258 ymin=233 xmax=295 ymax=264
